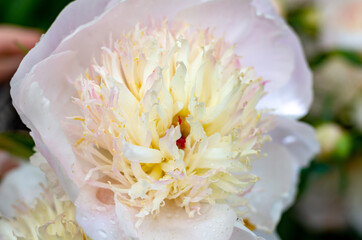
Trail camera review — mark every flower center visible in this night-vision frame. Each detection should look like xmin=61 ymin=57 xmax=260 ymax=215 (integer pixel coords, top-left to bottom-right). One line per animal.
xmin=72 ymin=21 xmax=271 ymax=223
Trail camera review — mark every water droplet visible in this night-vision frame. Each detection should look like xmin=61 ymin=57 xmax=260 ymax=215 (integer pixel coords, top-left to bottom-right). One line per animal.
xmin=98 ymin=229 xmax=107 ymax=239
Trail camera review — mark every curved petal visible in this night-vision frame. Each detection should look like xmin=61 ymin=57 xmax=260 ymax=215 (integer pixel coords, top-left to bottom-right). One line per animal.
xmin=177 ymin=0 xmax=293 ymax=91
xmin=0 ymin=164 xmax=46 ymax=217
xmin=11 ymin=0 xmax=115 ymax=95
xmin=14 ymin=65 xmax=81 ymax=201
xmin=254 ymin=230 xmax=281 ymax=240
xmin=115 ymin=201 xmax=237 ymax=240
xmin=251 ymin=0 xmax=313 ymax=118
xmin=176 ymin=0 xmax=312 ymax=118
xmin=245 ymin=143 xmax=298 ymax=232
xmin=268 ymin=116 xmax=319 ymax=167
xmin=49 ymin=0 xmax=208 ymax=70
xmin=230 ymin=221 xmax=263 ymax=240
xmin=241 ymin=116 xmax=318 ymax=231
xmin=76 ymin=188 xmax=236 ymax=240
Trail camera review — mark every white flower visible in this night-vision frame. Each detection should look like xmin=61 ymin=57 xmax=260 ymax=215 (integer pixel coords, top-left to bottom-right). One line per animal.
xmin=10 ymin=0 xmax=318 ymax=239
xmin=0 ymin=159 xmax=89 ymax=240
xmin=310 ymin=57 xmax=362 ymax=119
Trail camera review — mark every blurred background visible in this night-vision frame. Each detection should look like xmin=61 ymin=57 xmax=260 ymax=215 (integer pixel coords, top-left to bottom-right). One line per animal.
xmin=0 ymin=0 xmax=361 ymax=239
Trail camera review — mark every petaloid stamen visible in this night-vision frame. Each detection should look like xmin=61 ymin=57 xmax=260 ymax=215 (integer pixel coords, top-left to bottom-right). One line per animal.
xmin=72 ymin=21 xmax=272 ymax=224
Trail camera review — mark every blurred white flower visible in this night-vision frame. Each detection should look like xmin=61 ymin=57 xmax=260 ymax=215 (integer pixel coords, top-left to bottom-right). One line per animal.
xmin=317 ymin=0 xmax=362 ymax=50
xmin=10 ymin=0 xmax=318 ymax=239
xmin=0 ymin=157 xmax=89 ymax=240
xmin=311 ymin=57 xmax=362 ymax=118
xmin=315 ymin=123 xmax=344 ymax=158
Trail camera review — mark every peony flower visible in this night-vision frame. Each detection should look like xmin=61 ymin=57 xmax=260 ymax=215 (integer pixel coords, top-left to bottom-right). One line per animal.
xmin=0 ymin=156 xmax=89 ymax=240
xmin=10 ymin=0 xmax=318 ymax=239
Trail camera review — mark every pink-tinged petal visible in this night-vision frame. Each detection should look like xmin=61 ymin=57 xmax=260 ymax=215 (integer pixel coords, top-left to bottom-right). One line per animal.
xmin=115 ymin=201 xmax=237 ymax=240
xmin=230 ymin=221 xmax=263 ymax=240
xmin=176 ymin=0 xmax=312 ymax=118
xmin=42 ymin=0 xmax=209 ymax=72
xmin=177 ymin=0 xmax=293 ymax=92
xmin=245 ymin=143 xmax=297 ymax=232
xmin=75 ymin=186 xmax=127 ymax=240
xmin=12 ymin=51 xmax=82 ymax=201
xmin=268 ymin=116 xmax=319 ymax=167
xmin=12 ymin=0 xmax=209 ymax=94
xmin=11 ymin=0 xmax=115 ymax=95
xmin=251 ymin=0 xmax=313 ymax=118
xmin=0 ymin=164 xmax=46 ymax=217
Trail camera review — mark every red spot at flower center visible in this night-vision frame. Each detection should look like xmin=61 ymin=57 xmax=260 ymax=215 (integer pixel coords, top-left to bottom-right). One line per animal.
xmin=176 ymin=137 xmax=186 ymax=149
xmin=176 ymin=116 xmax=186 ymax=149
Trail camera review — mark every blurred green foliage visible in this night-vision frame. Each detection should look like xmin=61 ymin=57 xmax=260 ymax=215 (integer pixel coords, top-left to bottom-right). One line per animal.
xmin=0 ymin=131 xmax=34 ymax=158
xmin=0 ymin=0 xmax=72 ymax=31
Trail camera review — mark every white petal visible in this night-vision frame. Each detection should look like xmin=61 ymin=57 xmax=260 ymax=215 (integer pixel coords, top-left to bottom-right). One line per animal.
xmin=245 ymin=143 xmax=297 ymax=232
xmin=116 ymin=201 xmax=237 ymax=240
xmin=177 ymin=0 xmax=293 ymax=91
xmin=75 ymin=186 xmax=127 ymax=240
xmin=122 ymin=141 xmax=163 ymax=163
xmin=268 ymin=116 xmax=319 ymax=167
xmin=14 ymin=75 xmax=80 ymax=201
xmin=44 ymin=0 xmax=209 ymax=72
xmin=0 ymin=164 xmax=46 ymax=217
xmin=251 ymin=0 xmax=313 ymax=118
xmin=11 ymin=0 xmax=115 ymax=94
xmin=245 ymin=117 xmax=318 ymax=231
xmin=176 ymin=0 xmax=312 ymax=118
xmin=254 ymin=230 xmax=281 ymax=240
xmin=0 ymin=219 xmax=17 ymax=240
xmin=230 ymin=221 xmax=263 ymax=240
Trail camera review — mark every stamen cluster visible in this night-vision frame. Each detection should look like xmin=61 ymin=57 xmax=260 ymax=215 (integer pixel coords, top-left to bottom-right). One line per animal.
xmin=72 ymin=21 xmax=271 ymax=223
